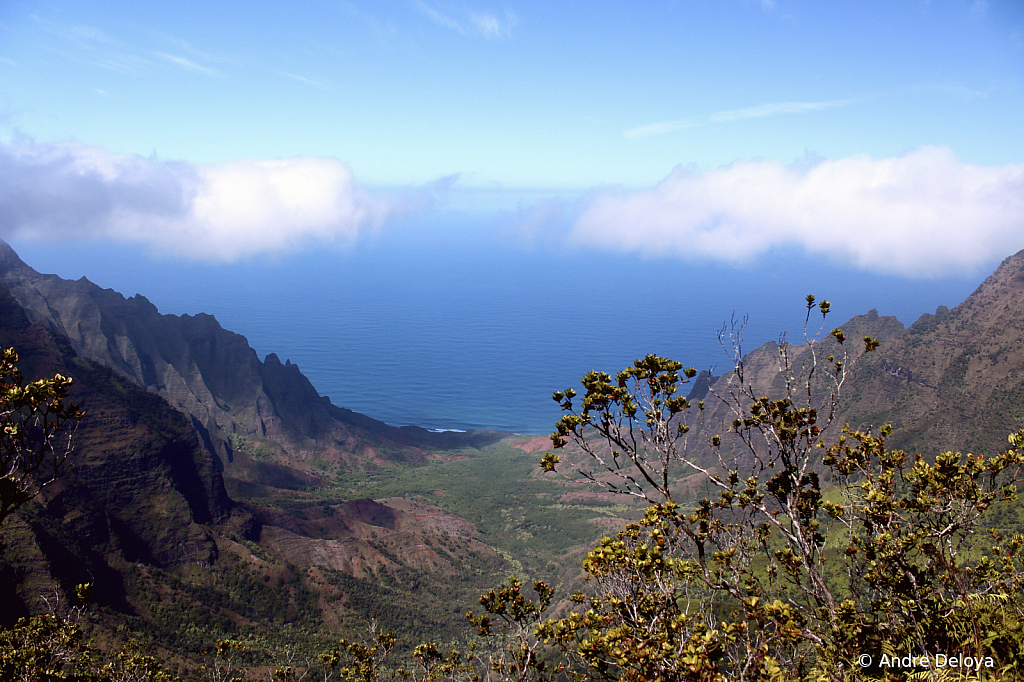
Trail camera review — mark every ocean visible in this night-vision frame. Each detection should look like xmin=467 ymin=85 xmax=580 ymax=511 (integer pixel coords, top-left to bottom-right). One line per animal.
xmin=10 ymin=222 xmax=987 ymax=435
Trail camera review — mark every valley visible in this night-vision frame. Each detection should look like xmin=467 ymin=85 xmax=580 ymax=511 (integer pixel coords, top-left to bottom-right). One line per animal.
xmin=3 ymin=241 xmax=1024 ymax=677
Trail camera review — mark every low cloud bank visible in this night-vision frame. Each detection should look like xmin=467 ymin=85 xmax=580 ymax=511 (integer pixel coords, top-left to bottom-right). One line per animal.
xmin=0 ymin=140 xmax=389 ymax=261
xmin=570 ymin=147 xmax=1024 ymax=277
xmin=5 ymin=142 xmax=1021 ymax=274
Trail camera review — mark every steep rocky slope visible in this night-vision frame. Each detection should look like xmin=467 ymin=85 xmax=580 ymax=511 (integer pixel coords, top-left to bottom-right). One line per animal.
xmin=0 ymin=285 xmax=235 ymax=621
xmin=691 ymin=249 xmax=1024 ymax=460
xmin=0 ymin=283 xmax=509 ymax=648
xmin=0 ymin=240 xmax=504 ymax=490
xmin=835 ymin=249 xmax=1024 ymax=454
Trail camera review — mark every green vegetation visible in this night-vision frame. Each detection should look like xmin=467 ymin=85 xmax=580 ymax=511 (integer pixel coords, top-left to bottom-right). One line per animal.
xmin=0 ymin=596 xmax=172 ymax=682
xmin=331 ymin=441 xmax=638 ymax=570
xmin=213 ymin=437 xmax=640 ymax=658
xmin=226 ymin=434 xmax=277 ymax=463
xmin=5 ymin=297 xmax=1024 ymax=680
xmin=524 ymin=298 xmax=1024 ymax=680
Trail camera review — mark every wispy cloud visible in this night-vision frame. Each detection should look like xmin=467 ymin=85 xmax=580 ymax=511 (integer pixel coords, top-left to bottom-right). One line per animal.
xmin=469 ymin=11 xmax=517 ymax=39
xmin=709 ymin=99 xmax=855 ymax=122
xmin=911 ymin=82 xmax=987 ymax=101
xmin=279 ymin=72 xmax=331 ymax=89
xmin=68 ymin=25 xmax=111 ymax=43
xmin=160 ymin=35 xmax=220 ymax=63
xmin=567 ymin=147 xmax=1024 ymax=277
xmin=414 ymin=0 xmax=463 ymax=32
xmin=413 ymin=1 xmax=516 ymax=39
xmin=625 ymin=99 xmax=857 ymax=138
xmin=0 ymin=140 xmax=396 ymax=261
xmin=1011 ymin=26 xmax=1024 ymax=51
xmin=30 ymin=17 xmax=226 ymax=77
xmin=31 ymin=17 xmax=150 ymax=74
xmin=624 ymin=119 xmax=697 ymax=139
xmin=153 ymin=51 xmax=220 ymax=76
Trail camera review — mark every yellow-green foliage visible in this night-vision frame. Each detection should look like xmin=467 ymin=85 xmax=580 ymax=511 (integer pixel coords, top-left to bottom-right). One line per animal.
xmin=7 ymin=303 xmax=1024 ymax=681
xmin=0 ymin=347 xmax=82 ymax=526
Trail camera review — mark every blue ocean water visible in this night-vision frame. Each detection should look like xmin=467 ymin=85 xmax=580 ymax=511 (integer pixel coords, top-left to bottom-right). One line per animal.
xmin=10 ymin=223 xmax=988 ymax=435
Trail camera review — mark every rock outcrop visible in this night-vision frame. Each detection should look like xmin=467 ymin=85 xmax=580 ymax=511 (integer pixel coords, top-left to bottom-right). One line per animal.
xmin=0 ymin=285 xmax=236 ymax=621
xmin=0 ymin=240 xmax=505 ymax=489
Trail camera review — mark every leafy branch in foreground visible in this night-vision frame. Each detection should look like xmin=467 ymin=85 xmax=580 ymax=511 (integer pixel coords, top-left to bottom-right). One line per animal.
xmin=539 ymin=297 xmax=1024 ymax=680
xmin=302 ymin=578 xmax=563 ymax=682
xmin=0 ymin=347 xmax=83 ymax=526
xmin=0 ymin=584 xmax=172 ymax=682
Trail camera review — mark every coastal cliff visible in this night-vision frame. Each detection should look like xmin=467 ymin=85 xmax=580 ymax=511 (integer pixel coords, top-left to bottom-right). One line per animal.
xmin=0 ymin=285 xmax=237 ymax=621
xmin=0 ymin=240 xmax=504 ymax=492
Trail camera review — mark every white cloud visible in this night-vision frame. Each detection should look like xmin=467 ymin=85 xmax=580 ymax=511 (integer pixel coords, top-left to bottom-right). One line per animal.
xmin=413 ymin=1 xmax=516 ymax=38
xmin=568 ymin=147 xmax=1024 ymax=277
xmin=414 ymin=0 xmax=464 ymax=32
xmin=709 ymin=99 xmax=856 ymax=122
xmin=1011 ymin=26 xmax=1024 ymax=51
xmin=153 ymin=51 xmax=220 ymax=76
xmin=624 ymin=119 xmax=697 ymax=139
xmin=69 ymin=25 xmax=112 ymax=43
xmin=33 ymin=17 xmax=150 ymax=74
xmin=0 ymin=141 xmax=391 ymax=261
xmin=279 ymin=71 xmax=331 ymax=89
xmin=469 ymin=11 xmax=517 ymax=38
xmin=626 ymin=100 xmax=856 ymax=138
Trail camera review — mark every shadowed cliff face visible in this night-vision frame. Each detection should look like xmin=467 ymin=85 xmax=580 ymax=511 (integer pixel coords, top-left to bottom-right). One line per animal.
xmin=0 ymin=286 xmax=235 ymax=621
xmin=0 ymin=240 xmax=506 ymax=490
xmin=0 ymin=284 xmax=509 ymax=644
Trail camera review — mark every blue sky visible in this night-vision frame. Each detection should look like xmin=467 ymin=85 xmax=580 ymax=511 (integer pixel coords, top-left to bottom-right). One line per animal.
xmin=1 ymin=0 xmax=1023 ymax=275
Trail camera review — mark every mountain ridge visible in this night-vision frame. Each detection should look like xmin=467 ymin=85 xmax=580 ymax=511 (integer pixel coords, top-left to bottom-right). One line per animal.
xmin=0 ymin=281 xmax=514 ymax=651
xmin=0 ymin=284 xmax=238 ymax=623
xmin=834 ymin=247 xmax=1024 ymax=454
xmin=0 ymin=240 xmax=506 ymax=492
xmin=687 ymin=248 xmax=1024 ymax=465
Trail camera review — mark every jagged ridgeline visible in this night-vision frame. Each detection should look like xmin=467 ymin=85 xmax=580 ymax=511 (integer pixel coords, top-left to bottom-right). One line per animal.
xmin=0 ymin=239 xmax=507 ymax=491
xmin=3 ymin=237 xmax=1024 ymax=673
xmin=0 ymin=239 xmax=524 ymax=663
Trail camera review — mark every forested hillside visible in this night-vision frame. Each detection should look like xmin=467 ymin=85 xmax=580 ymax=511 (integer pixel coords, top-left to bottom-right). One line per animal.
xmin=689 ymin=249 xmax=1024 ymax=465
